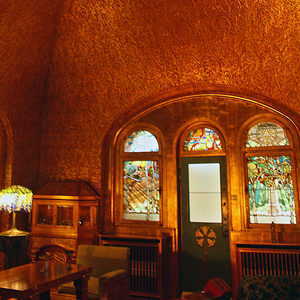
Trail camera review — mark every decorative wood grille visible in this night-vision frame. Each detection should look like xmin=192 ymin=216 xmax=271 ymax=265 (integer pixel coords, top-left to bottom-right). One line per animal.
xmin=236 ymin=244 xmax=300 ymax=280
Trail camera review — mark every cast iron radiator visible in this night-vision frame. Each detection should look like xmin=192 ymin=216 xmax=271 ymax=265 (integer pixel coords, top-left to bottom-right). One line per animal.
xmin=99 ymin=235 xmax=172 ymax=300
xmin=236 ymin=244 xmax=300 ymax=278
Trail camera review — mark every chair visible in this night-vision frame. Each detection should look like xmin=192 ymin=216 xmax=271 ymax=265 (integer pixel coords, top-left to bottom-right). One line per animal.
xmin=57 ymin=245 xmax=131 ymax=300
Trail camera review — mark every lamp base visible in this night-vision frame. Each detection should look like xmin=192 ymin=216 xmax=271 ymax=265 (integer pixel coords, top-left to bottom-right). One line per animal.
xmin=0 ymin=211 xmax=30 ymax=236
xmin=0 ymin=228 xmax=29 ymax=236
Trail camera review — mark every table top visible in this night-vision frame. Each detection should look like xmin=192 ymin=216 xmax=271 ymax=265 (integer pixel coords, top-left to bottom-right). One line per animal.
xmin=0 ymin=261 xmax=92 ymax=292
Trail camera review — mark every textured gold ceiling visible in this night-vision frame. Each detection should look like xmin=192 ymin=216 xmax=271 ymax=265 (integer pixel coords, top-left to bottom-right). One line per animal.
xmin=37 ymin=0 xmax=300 ymax=187
xmin=2 ymin=0 xmax=300 ymax=189
xmin=49 ymin=0 xmax=300 ymax=111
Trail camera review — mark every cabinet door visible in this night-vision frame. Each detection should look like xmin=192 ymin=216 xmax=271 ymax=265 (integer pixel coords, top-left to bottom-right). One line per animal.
xmin=36 ymin=204 xmax=54 ymax=225
xmin=79 ymin=206 xmax=91 ymax=227
xmin=56 ymin=205 xmax=74 ymax=226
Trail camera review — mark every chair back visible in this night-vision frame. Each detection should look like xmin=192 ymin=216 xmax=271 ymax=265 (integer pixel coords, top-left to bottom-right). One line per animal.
xmin=77 ymin=245 xmax=130 ymax=278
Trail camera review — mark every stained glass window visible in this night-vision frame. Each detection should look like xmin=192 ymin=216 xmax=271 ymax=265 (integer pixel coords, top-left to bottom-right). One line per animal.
xmin=245 ymin=121 xmax=295 ymax=224
xmin=124 ymin=130 xmax=159 ymax=152
xmin=184 ymin=128 xmax=222 ymax=151
xmin=123 ymin=160 xmax=159 ymax=221
xmin=246 ymin=122 xmax=289 ymax=147
xmin=247 ymin=156 xmax=295 ymax=224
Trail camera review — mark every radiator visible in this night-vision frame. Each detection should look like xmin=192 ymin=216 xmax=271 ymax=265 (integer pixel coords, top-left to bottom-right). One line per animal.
xmin=99 ymin=235 xmax=172 ymax=299
xmin=129 ymin=242 xmax=158 ymax=295
xmin=237 ymin=244 xmax=300 ymax=278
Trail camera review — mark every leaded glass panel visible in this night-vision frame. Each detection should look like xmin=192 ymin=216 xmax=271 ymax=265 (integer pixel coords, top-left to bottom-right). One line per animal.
xmin=124 ymin=130 xmax=159 ymax=152
xmin=184 ymin=128 xmax=222 ymax=151
xmin=246 ymin=122 xmax=289 ymax=147
xmin=247 ymin=155 xmax=295 ymax=224
xmin=123 ymin=160 xmax=159 ymax=221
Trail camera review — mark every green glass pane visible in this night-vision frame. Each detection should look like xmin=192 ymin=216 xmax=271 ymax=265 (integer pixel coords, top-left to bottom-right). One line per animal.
xmin=123 ymin=160 xmax=159 ymax=221
xmin=124 ymin=130 xmax=159 ymax=152
xmin=247 ymin=155 xmax=295 ymax=224
xmin=246 ymin=122 xmax=289 ymax=147
xmin=184 ymin=128 xmax=222 ymax=151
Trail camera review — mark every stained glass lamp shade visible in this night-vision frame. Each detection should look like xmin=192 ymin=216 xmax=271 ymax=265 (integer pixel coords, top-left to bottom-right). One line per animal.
xmin=0 ymin=185 xmax=33 ymax=236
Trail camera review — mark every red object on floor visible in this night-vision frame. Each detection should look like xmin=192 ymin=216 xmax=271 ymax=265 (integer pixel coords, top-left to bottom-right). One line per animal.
xmin=184 ymin=278 xmax=232 ymax=300
xmin=204 ymin=277 xmax=232 ymax=298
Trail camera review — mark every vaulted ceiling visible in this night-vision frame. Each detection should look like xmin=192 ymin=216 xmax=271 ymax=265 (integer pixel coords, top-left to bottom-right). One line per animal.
xmin=1 ymin=0 xmax=300 ymax=189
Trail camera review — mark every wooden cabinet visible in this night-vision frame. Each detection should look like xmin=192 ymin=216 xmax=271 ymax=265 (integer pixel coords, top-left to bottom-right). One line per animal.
xmin=99 ymin=234 xmax=172 ymax=300
xmin=30 ymin=181 xmax=100 ymax=262
xmin=0 ymin=234 xmax=30 ymax=269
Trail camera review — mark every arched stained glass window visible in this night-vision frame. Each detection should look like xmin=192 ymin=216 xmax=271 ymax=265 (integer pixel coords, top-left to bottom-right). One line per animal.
xmin=184 ymin=128 xmax=222 ymax=151
xmin=124 ymin=130 xmax=159 ymax=152
xmin=245 ymin=121 xmax=295 ymax=225
xmin=246 ymin=122 xmax=289 ymax=147
xmin=123 ymin=129 xmax=160 ymax=221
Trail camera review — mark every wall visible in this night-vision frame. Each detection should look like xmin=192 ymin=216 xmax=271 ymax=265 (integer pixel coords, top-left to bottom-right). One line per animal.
xmin=105 ymin=93 xmax=300 ymax=297
xmin=41 ymin=0 xmax=300 ymax=189
xmin=0 ymin=0 xmax=65 ymax=231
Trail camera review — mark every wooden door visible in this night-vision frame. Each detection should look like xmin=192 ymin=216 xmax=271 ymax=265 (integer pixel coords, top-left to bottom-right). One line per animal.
xmin=180 ymin=156 xmax=231 ymax=293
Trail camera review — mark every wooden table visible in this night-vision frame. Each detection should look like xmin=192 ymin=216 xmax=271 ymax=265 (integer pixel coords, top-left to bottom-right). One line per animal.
xmin=0 ymin=261 xmax=92 ymax=300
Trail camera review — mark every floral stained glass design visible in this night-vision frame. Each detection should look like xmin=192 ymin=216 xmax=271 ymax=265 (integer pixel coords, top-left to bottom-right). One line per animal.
xmin=246 ymin=122 xmax=289 ymax=147
xmin=124 ymin=130 xmax=159 ymax=152
xmin=247 ymin=155 xmax=295 ymax=224
xmin=184 ymin=128 xmax=222 ymax=151
xmin=123 ymin=160 xmax=159 ymax=221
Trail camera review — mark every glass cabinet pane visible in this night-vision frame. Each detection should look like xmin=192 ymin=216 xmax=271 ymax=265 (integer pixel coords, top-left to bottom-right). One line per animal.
xmin=37 ymin=205 xmax=54 ymax=225
xmin=79 ymin=206 xmax=91 ymax=226
xmin=57 ymin=206 xmax=73 ymax=226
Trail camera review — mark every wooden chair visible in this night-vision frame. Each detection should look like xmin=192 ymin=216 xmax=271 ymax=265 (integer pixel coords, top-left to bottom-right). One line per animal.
xmin=57 ymin=245 xmax=131 ymax=300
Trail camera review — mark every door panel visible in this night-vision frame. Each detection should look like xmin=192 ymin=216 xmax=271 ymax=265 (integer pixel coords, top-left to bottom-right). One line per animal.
xmin=181 ymin=156 xmax=231 ymax=293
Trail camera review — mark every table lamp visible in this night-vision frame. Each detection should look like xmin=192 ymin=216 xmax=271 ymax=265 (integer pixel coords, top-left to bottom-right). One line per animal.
xmin=0 ymin=185 xmax=33 ymax=236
